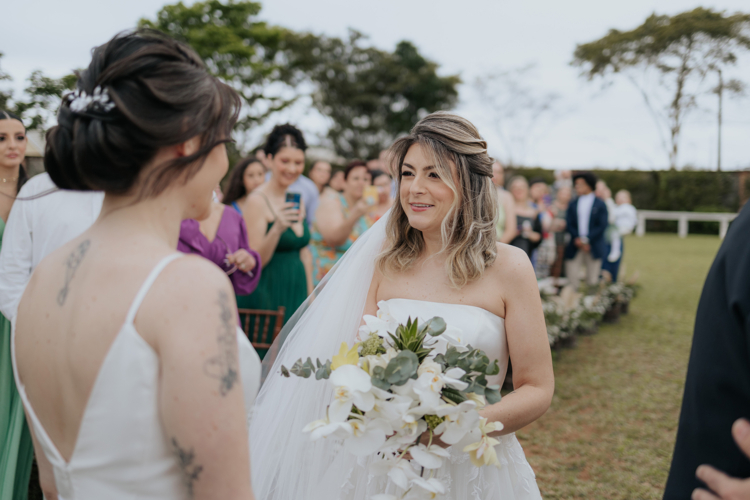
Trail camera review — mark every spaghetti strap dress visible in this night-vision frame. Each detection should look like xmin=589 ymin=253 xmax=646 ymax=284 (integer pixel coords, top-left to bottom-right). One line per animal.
xmin=236 ymin=194 xmax=310 ymax=358
xmin=0 ymin=217 xmax=34 ymax=500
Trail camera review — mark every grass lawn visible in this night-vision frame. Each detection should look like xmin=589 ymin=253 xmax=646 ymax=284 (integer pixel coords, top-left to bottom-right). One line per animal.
xmin=516 ymin=234 xmax=722 ymax=499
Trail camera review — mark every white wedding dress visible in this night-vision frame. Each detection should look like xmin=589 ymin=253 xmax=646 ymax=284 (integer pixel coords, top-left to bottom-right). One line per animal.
xmin=250 ymin=213 xmax=543 ymax=499
xmin=12 ymin=254 xmax=262 ymax=499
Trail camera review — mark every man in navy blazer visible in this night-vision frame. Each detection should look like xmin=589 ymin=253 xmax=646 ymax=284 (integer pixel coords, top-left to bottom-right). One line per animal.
xmin=565 ymin=172 xmax=609 ymax=289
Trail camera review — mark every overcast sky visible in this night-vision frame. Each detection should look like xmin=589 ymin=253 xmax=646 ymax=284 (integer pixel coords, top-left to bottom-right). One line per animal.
xmin=2 ymin=0 xmax=749 ymax=170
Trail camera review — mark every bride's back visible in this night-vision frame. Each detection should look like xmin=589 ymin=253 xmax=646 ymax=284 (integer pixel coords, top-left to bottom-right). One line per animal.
xmin=12 ymin=31 xmax=257 ymax=500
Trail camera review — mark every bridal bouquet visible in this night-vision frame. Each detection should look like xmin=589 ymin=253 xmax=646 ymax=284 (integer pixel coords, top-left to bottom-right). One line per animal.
xmin=281 ymin=302 xmax=504 ymax=499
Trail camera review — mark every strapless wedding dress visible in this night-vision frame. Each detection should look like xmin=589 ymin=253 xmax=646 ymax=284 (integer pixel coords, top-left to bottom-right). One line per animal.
xmin=11 ymin=254 xmax=262 ymax=499
xmin=337 ymin=298 xmax=542 ymax=500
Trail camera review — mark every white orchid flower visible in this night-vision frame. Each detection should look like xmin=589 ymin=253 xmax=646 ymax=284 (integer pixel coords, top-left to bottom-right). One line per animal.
xmin=409 ymin=443 xmax=451 ymax=470
xmin=328 ymin=364 xmax=376 ymax=422
xmin=410 ymin=476 xmax=446 ymax=496
xmin=434 ymin=400 xmax=480 ymax=445
xmin=344 ymin=417 xmax=389 ymax=457
xmin=302 ymin=416 xmax=353 ymax=441
xmin=442 ymin=367 xmax=469 ymax=391
xmin=359 ymin=348 xmax=398 ymax=376
xmin=431 ymin=325 xmax=469 ymax=355
xmin=359 ymin=301 xmax=399 ymax=338
xmin=463 ymin=418 xmax=503 ymax=468
xmin=369 ymin=458 xmax=420 ymax=490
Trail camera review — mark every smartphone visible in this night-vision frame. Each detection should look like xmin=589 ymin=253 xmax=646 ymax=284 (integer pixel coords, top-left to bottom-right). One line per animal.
xmin=363 ymin=185 xmax=379 ymax=206
xmin=285 ymin=192 xmax=302 ymax=222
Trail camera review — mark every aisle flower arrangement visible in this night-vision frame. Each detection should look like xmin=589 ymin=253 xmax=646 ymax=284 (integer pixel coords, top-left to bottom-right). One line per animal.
xmin=281 ymin=305 xmax=505 ymax=499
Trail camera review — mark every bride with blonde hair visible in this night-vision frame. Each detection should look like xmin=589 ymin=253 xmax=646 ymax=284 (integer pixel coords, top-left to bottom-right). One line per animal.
xmin=250 ymin=111 xmax=553 ymax=499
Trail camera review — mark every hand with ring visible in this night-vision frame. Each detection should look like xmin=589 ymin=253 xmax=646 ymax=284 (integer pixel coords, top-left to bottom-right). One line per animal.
xmin=225 ymin=249 xmax=257 ymax=276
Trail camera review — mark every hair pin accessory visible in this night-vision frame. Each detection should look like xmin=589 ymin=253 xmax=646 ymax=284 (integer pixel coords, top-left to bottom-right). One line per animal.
xmin=67 ymin=86 xmax=116 ymax=114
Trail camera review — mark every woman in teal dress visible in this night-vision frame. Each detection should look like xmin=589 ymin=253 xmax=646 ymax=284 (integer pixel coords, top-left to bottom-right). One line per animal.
xmin=310 ymin=160 xmax=374 ymax=285
xmin=0 ymin=110 xmax=33 ymax=500
xmin=239 ymin=124 xmax=312 ymax=358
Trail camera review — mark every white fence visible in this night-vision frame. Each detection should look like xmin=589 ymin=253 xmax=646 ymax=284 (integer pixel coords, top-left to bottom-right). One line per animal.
xmin=635 ymin=210 xmax=738 ymax=239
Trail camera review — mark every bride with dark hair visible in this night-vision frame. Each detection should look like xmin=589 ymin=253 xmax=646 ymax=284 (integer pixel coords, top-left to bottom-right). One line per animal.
xmin=250 ymin=112 xmax=553 ymax=499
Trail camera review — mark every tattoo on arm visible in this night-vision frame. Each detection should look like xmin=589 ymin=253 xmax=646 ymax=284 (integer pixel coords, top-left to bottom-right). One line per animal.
xmin=57 ymin=240 xmax=91 ymax=306
xmin=172 ymin=438 xmax=203 ymax=498
xmin=203 ymin=290 xmax=239 ymax=395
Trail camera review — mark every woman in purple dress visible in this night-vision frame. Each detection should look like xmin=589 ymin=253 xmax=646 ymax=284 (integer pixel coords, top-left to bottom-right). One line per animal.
xmin=178 ymin=199 xmax=261 ymax=297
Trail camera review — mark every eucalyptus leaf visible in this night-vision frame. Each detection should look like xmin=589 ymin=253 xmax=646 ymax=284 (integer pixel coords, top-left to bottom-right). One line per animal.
xmin=280 ymin=365 xmax=290 ymax=377
xmin=442 ymin=387 xmax=467 ymax=404
xmin=420 ymin=316 xmax=447 ymax=337
xmin=384 ymin=350 xmax=419 ymax=386
xmin=485 ymin=385 xmax=502 ymax=405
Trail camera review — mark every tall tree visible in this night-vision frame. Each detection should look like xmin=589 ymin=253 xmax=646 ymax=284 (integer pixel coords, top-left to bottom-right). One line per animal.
xmin=573 ymin=8 xmax=750 ymax=169
xmin=287 ymin=30 xmax=460 ymax=159
xmin=139 ymin=0 xmax=302 ymax=134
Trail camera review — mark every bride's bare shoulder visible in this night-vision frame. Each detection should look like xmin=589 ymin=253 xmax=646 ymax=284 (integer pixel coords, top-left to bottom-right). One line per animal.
xmin=488 ymin=242 xmax=535 ymax=281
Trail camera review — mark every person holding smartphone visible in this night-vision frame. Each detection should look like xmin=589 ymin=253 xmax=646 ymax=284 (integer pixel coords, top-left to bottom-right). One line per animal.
xmin=310 ymin=160 xmax=375 ymax=285
xmin=240 ymin=124 xmax=311 ymax=357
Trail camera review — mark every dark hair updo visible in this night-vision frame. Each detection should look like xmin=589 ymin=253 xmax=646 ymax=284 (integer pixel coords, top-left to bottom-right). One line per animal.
xmin=45 ymin=29 xmax=241 ymax=197
xmin=263 ymin=124 xmax=306 ymax=157
xmin=0 ymin=110 xmax=29 ymax=192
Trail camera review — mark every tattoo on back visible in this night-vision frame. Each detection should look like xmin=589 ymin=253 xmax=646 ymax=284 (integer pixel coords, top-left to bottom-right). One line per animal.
xmin=57 ymin=239 xmax=91 ymax=306
xmin=172 ymin=438 xmax=203 ymax=497
xmin=203 ymin=290 xmax=239 ymax=395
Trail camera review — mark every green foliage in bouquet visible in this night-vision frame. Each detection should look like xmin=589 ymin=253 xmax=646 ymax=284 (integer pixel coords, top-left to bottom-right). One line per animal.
xmin=281 ymin=357 xmax=332 ymax=380
xmin=388 ymin=316 xmax=446 ymax=363
xmin=435 ymin=346 xmax=502 ymax=405
xmin=371 ymin=351 xmax=420 ymax=390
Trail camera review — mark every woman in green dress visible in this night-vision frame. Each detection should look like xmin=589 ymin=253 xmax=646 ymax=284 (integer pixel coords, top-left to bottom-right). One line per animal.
xmin=0 ymin=111 xmax=33 ymax=500
xmin=239 ymin=124 xmax=311 ymax=358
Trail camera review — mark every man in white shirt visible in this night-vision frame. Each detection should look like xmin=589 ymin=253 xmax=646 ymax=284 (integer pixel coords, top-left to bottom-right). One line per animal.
xmin=0 ymin=173 xmax=103 ymax=321
xmin=564 ymin=172 xmax=609 ymax=289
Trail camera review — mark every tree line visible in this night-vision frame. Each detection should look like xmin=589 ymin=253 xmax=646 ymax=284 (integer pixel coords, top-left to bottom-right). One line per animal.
xmin=1 ymin=3 xmax=748 ymax=169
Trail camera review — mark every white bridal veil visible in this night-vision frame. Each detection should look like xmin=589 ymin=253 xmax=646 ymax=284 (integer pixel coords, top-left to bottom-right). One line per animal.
xmin=249 ymin=211 xmax=391 ymax=500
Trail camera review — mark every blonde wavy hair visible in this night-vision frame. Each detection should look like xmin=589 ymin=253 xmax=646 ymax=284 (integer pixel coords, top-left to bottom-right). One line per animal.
xmin=377 ymin=111 xmax=498 ymax=288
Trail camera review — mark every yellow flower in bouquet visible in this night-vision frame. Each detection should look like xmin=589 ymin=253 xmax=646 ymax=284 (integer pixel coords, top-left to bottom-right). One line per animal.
xmin=331 ymin=342 xmax=359 ymax=370
xmin=463 ymin=417 xmax=502 ymax=468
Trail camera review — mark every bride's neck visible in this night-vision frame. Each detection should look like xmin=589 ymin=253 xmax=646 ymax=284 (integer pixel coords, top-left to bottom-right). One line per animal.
xmin=421 ymin=229 xmax=443 ymax=258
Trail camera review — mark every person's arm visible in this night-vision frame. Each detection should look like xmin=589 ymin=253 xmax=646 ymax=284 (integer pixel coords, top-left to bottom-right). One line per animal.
xmin=0 ymin=191 xmax=34 ymax=321
xmin=242 ymin=195 xmax=296 ymax=268
xmin=500 ymin=191 xmax=517 ymax=244
xmin=565 ymin=202 xmax=579 ymax=241
xmin=226 ymin=217 xmax=262 ymax=296
xmin=144 ymin=258 xmax=255 ymax=500
xmin=315 ymin=196 xmax=368 ymax=248
xmin=480 ymin=246 xmax=554 ymax=435
xmin=300 ymin=246 xmax=313 ymax=295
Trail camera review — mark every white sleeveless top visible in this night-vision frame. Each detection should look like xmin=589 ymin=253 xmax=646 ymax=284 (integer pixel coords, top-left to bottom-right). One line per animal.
xmin=12 ymin=253 xmax=262 ymax=499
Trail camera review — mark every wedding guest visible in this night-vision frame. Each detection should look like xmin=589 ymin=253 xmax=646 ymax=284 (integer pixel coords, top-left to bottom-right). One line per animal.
xmin=242 ymin=124 xmax=311 ymax=353
xmin=491 ymin=161 xmax=517 ymax=244
xmin=307 ymin=160 xmax=331 ymax=194
xmin=552 ymin=169 xmax=573 ymax=198
xmin=369 ymin=169 xmax=393 ymax=221
xmin=0 ymin=110 xmax=33 ymax=500
xmin=565 ymin=172 xmax=608 ymax=289
xmin=664 ymin=201 xmax=750 ymax=500
xmin=13 ymin=31 xmax=259 ymax=499
xmin=596 ymin=180 xmax=621 ymax=281
xmin=366 ymin=158 xmax=382 ymax=171
xmin=529 ymin=177 xmax=548 ymax=212
xmin=328 ymin=169 xmax=345 ymax=193
xmin=264 ymin=163 xmax=318 ymax=228
xmin=545 ymin=185 xmax=571 ymax=278
xmin=223 ymin=157 xmax=265 ymax=214
xmin=508 ymin=175 xmax=542 ymax=258
xmin=178 ymin=198 xmax=261 ymax=298
xmin=614 ymin=189 xmax=638 ymax=236
xmin=310 ymin=160 xmax=374 ymax=285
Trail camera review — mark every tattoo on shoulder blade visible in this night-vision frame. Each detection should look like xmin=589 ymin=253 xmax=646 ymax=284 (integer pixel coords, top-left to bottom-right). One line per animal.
xmin=57 ymin=240 xmax=91 ymax=306
xmin=203 ymin=290 xmax=239 ymax=395
xmin=172 ymin=438 xmax=203 ymax=497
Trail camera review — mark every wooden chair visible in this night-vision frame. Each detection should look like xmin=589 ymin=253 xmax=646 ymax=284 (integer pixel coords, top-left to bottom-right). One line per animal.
xmin=238 ymin=306 xmax=286 ymax=351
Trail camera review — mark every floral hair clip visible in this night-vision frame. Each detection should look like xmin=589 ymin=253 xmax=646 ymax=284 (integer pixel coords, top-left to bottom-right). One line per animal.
xmin=67 ymin=86 xmax=116 ymax=115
